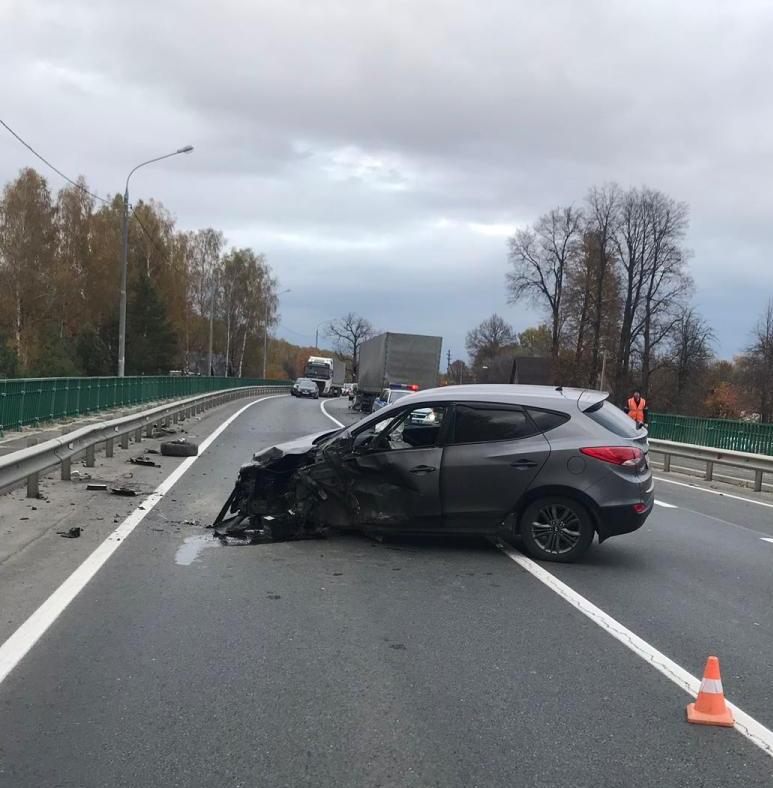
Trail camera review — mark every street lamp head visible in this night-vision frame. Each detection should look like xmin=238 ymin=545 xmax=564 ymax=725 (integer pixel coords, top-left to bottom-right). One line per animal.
xmin=178 ymin=145 xmax=194 ymax=154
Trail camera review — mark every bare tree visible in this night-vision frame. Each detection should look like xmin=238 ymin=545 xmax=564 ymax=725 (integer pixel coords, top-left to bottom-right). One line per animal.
xmin=465 ymin=314 xmax=517 ymax=368
xmin=507 ymin=206 xmax=583 ymax=363
xmin=325 ymin=312 xmax=375 ymax=378
xmin=585 ymin=184 xmax=620 ymax=385
xmin=637 ymin=191 xmax=692 ymax=391
xmin=668 ymin=308 xmax=714 ymax=411
xmin=740 ymin=300 xmax=773 ymax=421
xmin=610 ymin=187 xmax=691 ymax=397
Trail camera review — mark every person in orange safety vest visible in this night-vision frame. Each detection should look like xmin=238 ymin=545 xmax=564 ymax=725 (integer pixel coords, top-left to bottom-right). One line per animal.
xmin=624 ymin=389 xmax=648 ymax=428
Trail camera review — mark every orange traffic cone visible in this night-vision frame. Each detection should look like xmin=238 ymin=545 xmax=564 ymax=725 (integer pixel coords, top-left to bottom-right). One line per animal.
xmin=686 ymin=656 xmax=734 ymax=727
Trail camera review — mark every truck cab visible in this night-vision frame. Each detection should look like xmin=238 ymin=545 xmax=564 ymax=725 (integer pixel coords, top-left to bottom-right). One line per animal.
xmin=304 ymin=356 xmax=334 ymax=396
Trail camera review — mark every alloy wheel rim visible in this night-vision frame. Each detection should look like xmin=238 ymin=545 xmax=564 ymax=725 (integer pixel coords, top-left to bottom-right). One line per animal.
xmin=530 ymin=504 xmax=582 ymax=554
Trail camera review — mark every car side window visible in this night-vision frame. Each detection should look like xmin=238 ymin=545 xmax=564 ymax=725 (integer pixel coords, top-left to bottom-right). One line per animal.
xmin=526 ymin=408 xmax=570 ymax=433
xmin=450 ymin=404 xmax=539 ymax=444
xmin=372 ymin=405 xmax=447 ymax=451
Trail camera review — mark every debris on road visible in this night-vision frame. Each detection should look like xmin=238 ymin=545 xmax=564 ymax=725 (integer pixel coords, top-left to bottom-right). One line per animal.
xmin=110 ymin=486 xmax=138 ymax=497
xmin=70 ymin=470 xmax=92 ymax=481
xmin=157 ymin=426 xmax=179 ymax=435
xmin=57 ymin=527 xmax=81 ymax=538
xmin=160 ymin=439 xmax=199 ymax=457
xmin=129 ymin=455 xmax=160 ymax=467
xmin=86 ymin=483 xmax=108 ymax=491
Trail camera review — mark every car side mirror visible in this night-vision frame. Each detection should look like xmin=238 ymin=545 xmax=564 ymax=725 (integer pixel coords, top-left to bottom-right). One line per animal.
xmin=352 ymin=432 xmax=374 ymax=453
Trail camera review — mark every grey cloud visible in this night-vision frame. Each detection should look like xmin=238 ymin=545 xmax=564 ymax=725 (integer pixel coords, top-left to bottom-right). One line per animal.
xmin=2 ymin=0 xmax=772 ymax=359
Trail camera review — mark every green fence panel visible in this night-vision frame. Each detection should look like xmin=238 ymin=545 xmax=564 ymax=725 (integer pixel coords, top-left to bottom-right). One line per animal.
xmin=0 ymin=376 xmax=291 ymax=433
xmin=648 ymin=412 xmax=773 ymax=456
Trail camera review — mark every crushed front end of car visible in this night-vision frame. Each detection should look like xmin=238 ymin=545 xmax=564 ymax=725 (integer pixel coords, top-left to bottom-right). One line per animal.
xmin=210 ymin=431 xmax=360 ymax=542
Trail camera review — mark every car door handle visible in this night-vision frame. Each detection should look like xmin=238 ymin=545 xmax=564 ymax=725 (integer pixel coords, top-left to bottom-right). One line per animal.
xmin=409 ymin=465 xmax=436 ymax=474
xmin=510 ymin=459 xmax=538 ymax=469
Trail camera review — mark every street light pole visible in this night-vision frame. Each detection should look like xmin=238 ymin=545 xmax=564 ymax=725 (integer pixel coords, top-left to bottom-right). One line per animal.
xmin=314 ymin=319 xmax=329 ymax=350
xmin=117 ymin=145 xmax=194 ymax=377
xmin=207 ymin=267 xmax=218 ymax=376
xmin=263 ymin=288 xmax=291 ymax=379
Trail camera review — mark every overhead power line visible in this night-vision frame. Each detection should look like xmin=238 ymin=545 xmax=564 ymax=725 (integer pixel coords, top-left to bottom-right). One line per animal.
xmin=0 ymin=118 xmax=108 ymax=204
xmin=0 ymin=117 xmax=176 ymax=264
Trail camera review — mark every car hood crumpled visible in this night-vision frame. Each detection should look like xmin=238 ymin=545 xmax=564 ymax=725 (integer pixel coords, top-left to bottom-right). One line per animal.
xmin=245 ymin=430 xmax=337 ymax=468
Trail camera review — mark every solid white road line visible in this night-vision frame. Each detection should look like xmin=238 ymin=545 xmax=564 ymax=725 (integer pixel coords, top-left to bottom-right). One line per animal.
xmin=654 ymin=475 xmax=773 ymax=510
xmin=0 ymin=394 xmax=282 ymax=687
xmin=654 ymin=500 xmax=678 ymax=508
xmin=494 ymin=540 xmax=773 ymax=759
xmin=320 ymin=397 xmax=345 ymax=427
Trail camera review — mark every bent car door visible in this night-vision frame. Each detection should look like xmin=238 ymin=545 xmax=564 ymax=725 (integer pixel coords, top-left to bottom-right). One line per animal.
xmin=441 ymin=403 xmax=550 ymax=529
xmin=344 ymin=404 xmax=448 ymax=528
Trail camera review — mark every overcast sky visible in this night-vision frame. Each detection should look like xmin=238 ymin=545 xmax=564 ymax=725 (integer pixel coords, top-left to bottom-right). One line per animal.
xmin=3 ymin=0 xmax=772 ymax=362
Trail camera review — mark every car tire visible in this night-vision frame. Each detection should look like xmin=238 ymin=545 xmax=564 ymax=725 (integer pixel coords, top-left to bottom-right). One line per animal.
xmin=160 ymin=440 xmax=199 ymax=457
xmin=518 ymin=496 xmax=594 ymax=563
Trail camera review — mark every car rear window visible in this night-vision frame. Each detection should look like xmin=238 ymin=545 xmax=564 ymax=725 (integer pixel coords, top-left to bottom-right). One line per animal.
xmin=584 ymin=400 xmax=640 ymax=438
xmin=451 ymin=404 xmax=538 ymax=444
xmin=526 ymin=408 xmax=570 ymax=434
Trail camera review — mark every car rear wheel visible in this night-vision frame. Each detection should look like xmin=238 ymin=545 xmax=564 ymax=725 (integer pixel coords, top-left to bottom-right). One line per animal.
xmin=518 ymin=497 xmax=594 ymax=563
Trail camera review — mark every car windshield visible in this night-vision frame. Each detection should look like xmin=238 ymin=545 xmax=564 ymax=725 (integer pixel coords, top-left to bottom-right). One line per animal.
xmin=305 ymin=364 xmax=331 ymax=379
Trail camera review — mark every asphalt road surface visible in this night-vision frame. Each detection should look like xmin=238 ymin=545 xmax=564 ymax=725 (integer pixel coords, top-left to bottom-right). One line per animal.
xmin=1 ymin=394 xmax=772 ymax=787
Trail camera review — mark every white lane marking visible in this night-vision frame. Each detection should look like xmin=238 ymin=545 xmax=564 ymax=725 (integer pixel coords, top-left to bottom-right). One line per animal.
xmin=654 ymin=500 xmax=678 ymax=508
xmin=320 ymin=397 xmax=344 ymax=427
xmin=493 ymin=539 xmax=773 ymax=759
xmin=654 ymin=475 xmax=773 ymax=510
xmin=0 ymin=395 xmax=282 ymax=687
xmin=762 ymin=538 xmax=773 ymax=544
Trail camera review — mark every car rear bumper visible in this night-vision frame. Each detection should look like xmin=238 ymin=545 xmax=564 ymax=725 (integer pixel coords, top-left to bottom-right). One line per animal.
xmin=596 ymin=488 xmax=655 ymax=541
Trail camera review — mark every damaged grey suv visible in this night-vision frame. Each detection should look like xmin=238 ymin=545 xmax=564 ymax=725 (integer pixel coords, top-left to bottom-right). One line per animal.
xmin=213 ymin=385 xmax=654 ymax=562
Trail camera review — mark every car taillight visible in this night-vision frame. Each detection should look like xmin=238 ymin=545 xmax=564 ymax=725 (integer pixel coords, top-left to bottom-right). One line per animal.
xmin=580 ymin=446 xmax=643 ymax=467
xmin=632 ymin=503 xmax=648 ymax=513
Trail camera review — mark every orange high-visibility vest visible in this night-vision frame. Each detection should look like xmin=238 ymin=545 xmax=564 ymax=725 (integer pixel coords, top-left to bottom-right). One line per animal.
xmin=627 ymin=396 xmax=646 ymax=422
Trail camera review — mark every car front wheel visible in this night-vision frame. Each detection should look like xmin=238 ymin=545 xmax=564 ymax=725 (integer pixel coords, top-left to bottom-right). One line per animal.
xmin=518 ymin=497 xmax=594 ymax=563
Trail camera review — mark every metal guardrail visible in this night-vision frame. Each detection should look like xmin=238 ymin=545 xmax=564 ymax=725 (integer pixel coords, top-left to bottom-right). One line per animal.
xmin=648 ymin=412 xmax=773 ymax=456
xmin=648 ymin=438 xmax=773 ymax=492
xmin=0 ymin=386 xmax=287 ymax=498
xmin=0 ymin=375 xmax=291 ymax=433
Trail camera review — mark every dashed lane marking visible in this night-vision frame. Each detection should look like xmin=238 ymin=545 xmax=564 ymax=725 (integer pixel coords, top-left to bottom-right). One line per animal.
xmin=654 ymin=500 xmax=678 ymax=508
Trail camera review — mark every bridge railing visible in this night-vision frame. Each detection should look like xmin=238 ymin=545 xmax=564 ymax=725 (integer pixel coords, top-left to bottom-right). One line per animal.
xmin=648 ymin=413 xmax=773 ymax=456
xmin=0 ymin=376 xmax=291 ymax=432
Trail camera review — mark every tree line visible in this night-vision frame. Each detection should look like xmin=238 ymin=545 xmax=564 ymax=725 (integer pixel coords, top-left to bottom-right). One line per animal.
xmin=459 ymin=184 xmax=773 ymax=422
xmin=0 ymin=167 xmax=281 ymax=378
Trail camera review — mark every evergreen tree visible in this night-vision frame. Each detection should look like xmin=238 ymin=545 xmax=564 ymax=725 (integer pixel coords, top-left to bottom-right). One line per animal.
xmin=126 ymin=273 xmax=178 ymax=375
xmin=75 ymin=325 xmax=113 ymax=376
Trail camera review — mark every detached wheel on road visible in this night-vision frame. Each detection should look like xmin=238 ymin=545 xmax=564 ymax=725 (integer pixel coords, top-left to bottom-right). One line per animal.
xmin=160 ymin=440 xmax=199 ymax=457
xmin=518 ymin=496 xmax=594 ymax=563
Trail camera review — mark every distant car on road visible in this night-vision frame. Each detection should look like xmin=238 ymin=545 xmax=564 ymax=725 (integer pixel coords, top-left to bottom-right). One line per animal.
xmin=294 ymin=379 xmax=319 ymax=399
xmin=215 ymin=385 xmax=654 ymax=562
xmin=372 ymin=385 xmax=418 ymax=412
